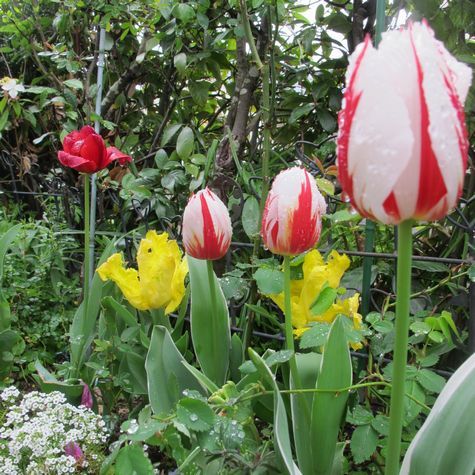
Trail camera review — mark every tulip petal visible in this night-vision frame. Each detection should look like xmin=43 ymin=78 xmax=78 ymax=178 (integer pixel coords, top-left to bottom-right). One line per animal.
xmin=341 ymin=32 xmax=416 ymax=224
xmin=80 ymin=133 xmax=107 ymax=172
xmin=57 ymin=151 xmax=97 ymax=174
xmin=408 ymin=23 xmax=471 ymax=220
xmin=106 ymin=146 xmax=132 ymax=166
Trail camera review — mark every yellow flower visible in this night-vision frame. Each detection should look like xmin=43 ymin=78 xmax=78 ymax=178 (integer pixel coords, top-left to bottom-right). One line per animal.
xmin=97 ymin=231 xmax=188 ymax=314
xmin=268 ymin=250 xmax=362 ymax=349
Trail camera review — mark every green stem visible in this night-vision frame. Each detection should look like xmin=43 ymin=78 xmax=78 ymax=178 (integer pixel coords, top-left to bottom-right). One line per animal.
xmin=233 ymin=380 xmax=430 ymax=412
xmin=83 ymin=174 xmax=90 ymax=309
xmin=283 ymin=256 xmax=303 ymax=391
xmin=207 ymin=260 xmax=218 ymax=324
xmin=385 ymin=220 xmax=413 ymax=475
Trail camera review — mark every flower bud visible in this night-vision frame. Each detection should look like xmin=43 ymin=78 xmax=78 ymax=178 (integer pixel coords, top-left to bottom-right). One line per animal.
xmin=261 ymin=167 xmax=326 ymax=256
xmin=182 ymin=188 xmax=232 ymax=260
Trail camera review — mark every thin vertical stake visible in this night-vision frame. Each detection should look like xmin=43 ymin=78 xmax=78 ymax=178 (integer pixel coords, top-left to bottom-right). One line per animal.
xmin=88 ymin=27 xmax=106 ymax=284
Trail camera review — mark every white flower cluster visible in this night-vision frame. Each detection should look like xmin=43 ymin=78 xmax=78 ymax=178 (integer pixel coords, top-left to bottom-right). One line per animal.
xmin=0 ymin=387 xmax=108 ymax=474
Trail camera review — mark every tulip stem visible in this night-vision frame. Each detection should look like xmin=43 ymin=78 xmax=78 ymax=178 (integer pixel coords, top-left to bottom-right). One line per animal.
xmin=386 ymin=219 xmax=413 ymax=475
xmin=83 ymin=174 xmax=91 ymax=309
xmin=283 ymin=256 xmax=303 ymax=391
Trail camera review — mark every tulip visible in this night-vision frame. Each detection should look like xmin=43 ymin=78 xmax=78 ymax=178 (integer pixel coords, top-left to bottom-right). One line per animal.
xmin=182 ymin=188 xmax=232 ymax=260
xmin=58 ymin=126 xmax=132 ymax=174
xmin=337 ymin=21 xmax=472 ymax=224
xmin=261 ymin=167 xmax=326 ymax=256
xmin=97 ymin=231 xmax=188 ymax=314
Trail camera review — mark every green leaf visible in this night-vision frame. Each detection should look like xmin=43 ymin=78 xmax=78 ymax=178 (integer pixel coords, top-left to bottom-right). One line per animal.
xmin=299 ymin=322 xmax=330 ymax=349
xmin=469 ymin=264 xmax=475 ymax=282
xmin=161 ymin=123 xmax=182 ymax=147
xmin=253 ymin=267 xmax=284 ymax=294
xmin=145 ymin=325 xmax=203 ymax=414
xmin=189 ymin=81 xmax=210 ymax=107
xmin=404 ymin=380 xmax=425 ymax=425
xmin=416 ymin=369 xmax=445 ymax=393
xmin=176 ymin=397 xmax=216 ymax=432
xmin=411 ymin=261 xmax=449 ymax=273
xmin=102 ymin=296 xmax=138 ymax=327
xmin=310 ymin=286 xmax=337 ymax=315
xmin=291 ymin=352 xmax=322 ymax=474
xmin=317 ymin=109 xmax=336 ymax=132
xmin=311 ymin=316 xmax=352 ymax=473
xmin=176 ymin=126 xmax=194 ymax=160
xmin=248 ymin=348 xmax=302 ymax=475
xmin=189 ymin=257 xmax=231 ymax=386
xmin=401 ymin=353 xmax=475 ymax=475
xmin=347 ymin=405 xmax=373 ymax=425
xmin=115 ymin=445 xmax=153 ymax=475
xmin=350 ymin=425 xmax=378 ymax=464
xmin=289 ymin=103 xmax=314 ymax=124
xmin=173 ymin=3 xmax=195 ymax=22
xmin=181 ymin=358 xmax=219 ymax=394
xmin=174 ymin=52 xmax=187 ymax=75
xmin=0 ymin=329 xmax=21 ymax=379
xmin=0 ymin=110 xmax=9 ymax=132
xmin=410 ymin=321 xmax=431 ymax=335
xmin=371 ymin=414 xmax=390 ymax=436
xmin=63 ymin=79 xmax=83 ymax=90
xmin=242 ymin=196 xmax=260 ymax=238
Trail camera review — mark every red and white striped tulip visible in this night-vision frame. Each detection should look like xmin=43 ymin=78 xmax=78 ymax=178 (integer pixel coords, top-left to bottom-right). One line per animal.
xmin=261 ymin=167 xmax=326 ymax=256
xmin=337 ymin=21 xmax=472 ymax=224
xmin=183 ymin=188 xmax=232 ymax=260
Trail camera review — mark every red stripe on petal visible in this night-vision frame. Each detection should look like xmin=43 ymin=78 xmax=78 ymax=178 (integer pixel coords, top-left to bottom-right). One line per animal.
xmin=410 ymin=29 xmax=447 ymax=219
xmin=383 ymin=191 xmax=401 ymax=222
xmin=288 ymin=172 xmax=319 ymax=255
xmin=337 ymin=36 xmax=370 ymax=211
xmin=198 ymin=192 xmax=227 ymax=260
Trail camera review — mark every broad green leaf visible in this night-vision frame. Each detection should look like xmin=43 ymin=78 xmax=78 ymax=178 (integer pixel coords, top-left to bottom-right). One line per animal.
xmin=242 ymin=196 xmax=260 ymax=238
xmin=289 ymin=103 xmax=314 ymax=124
xmin=33 ymin=360 xmax=83 ymax=403
xmin=176 ymin=398 xmax=216 ymax=432
xmin=189 ymin=81 xmax=210 ymax=107
xmin=174 ymin=3 xmax=195 ymax=22
xmin=145 ymin=325 xmax=203 ymax=414
xmin=317 ymin=109 xmax=337 ymax=132
xmin=102 ymin=296 xmax=138 ymax=327
xmin=176 ymin=126 xmax=194 ymax=160
xmin=401 ymin=353 xmax=475 ymax=475
xmin=253 ymin=267 xmax=284 ymax=294
xmin=416 ymin=369 xmax=445 ymax=394
xmin=310 ymin=286 xmax=337 ymax=315
xmin=299 ymin=322 xmax=330 ymax=349
xmin=0 ymin=329 xmax=21 ymax=379
xmin=119 ymin=350 xmax=147 ymax=395
xmin=229 ymin=333 xmax=244 ymax=382
xmin=115 ymin=445 xmax=153 ymax=475
xmin=0 ymin=224 xmax=21 ymax=331
xmin=189 ymin=257 xmax=231 ymax=386
xmin=249 ymin=348 xmax=302 ymax=475
xmin=174 ymin=52 xmax=187 ymax=75
xmin=350 ymin=424 xmax=378 ymax=463
xmin=290 ymin=352 xmax=322 ymax=474
xmin=311 ymin=316 xmax=352 ymax=474
xmin=411 ymin=261 xmax=449 ymax=273
xmin=69 ymin=239 xmax=116 ymax=372
xmin=161 ymin=123 xmax=182 ymax=147
xmin=181 ymin=358 xmax=219 ymax=394
xmin=63 ymin=79 xmax=83 ymax=90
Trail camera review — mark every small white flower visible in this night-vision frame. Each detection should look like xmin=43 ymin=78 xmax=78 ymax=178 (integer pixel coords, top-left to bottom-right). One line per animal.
xmin=0 ymin=77 xmax=25 ymax=99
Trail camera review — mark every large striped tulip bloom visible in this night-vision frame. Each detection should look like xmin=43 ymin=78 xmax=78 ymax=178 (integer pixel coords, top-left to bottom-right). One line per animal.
xmin=261 ymin=167 xmax=326 ymax=256
xmin=183 ymin=188 xmax=232 ymax=260
xmin=337 ymin=21 xmax=472 ymax=224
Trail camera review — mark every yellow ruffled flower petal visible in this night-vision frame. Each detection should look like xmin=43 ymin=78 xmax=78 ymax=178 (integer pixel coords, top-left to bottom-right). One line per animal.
xmin=166 ymin=257 xmax=189 ymax=314
xmin=97 ymin=231 xmax=188 ymax=313
xmin=326 ymin=250 xmax=350 ymax=288
xmin=262 ymin=251 xmax=362 ymax=349
xmin=97 ymin=253 xmax=149 ymax=310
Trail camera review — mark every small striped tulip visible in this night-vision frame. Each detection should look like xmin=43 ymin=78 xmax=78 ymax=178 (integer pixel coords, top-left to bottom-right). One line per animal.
xmin=183 ymin=188 xmax=232 ymax=260
xmin=261 ymin=167 xmax=326 ymax=256
xmin=337 ymin=21 xmax=472 ymax=224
